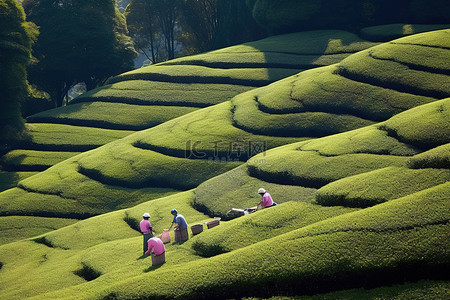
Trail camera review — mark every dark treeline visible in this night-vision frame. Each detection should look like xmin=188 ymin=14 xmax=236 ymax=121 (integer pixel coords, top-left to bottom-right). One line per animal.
xmin=248 ymin=0 xmax=450 ymax=34
xmin=125 ymin=0 xmax=265 ymax=64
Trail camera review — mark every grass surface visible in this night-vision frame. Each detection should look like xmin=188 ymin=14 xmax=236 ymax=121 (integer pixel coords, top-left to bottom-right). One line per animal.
xmin=0 ymin=216 xmax=78 ymax=245
xmin=0 ymin=28 xmax=449 ymax=299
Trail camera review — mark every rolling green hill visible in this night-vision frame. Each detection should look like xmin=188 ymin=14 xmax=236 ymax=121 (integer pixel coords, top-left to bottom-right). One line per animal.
xmin=0 ymin=27 xmax=448 ymax=299
xmin=0 ymin=97 xmax=447 ymax=299
xmin=0 ymin=30 xmax=376 ymax=193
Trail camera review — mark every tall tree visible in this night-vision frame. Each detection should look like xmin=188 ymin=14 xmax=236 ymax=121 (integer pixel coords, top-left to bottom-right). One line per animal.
xmin=125 ymin=0 xmax=161 ymax=63
xmin=0 ymin=0 xmax=37 ymax=150
xmin=180 ymin=0 xmax=218 ymax=52
xmin=126 ymin=0 xmax=180 ymax=62
xmin=22 ymin=0 xmax=137 ymax=107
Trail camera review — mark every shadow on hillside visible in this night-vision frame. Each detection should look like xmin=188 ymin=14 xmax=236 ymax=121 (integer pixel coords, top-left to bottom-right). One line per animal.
xmin=0 ymin=170 xmax=21 ymax=193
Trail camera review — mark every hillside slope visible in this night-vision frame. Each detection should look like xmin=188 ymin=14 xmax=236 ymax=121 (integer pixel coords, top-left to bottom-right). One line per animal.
xmin=0 ymin=29 xmax=447 ymax=220
xmin=0 ymin=98 xmax=447 ymax=299
xmin=0 ymin=28 xmax=448 ymax=299
xmin=0 ymin=30 xmax=373 ymax=193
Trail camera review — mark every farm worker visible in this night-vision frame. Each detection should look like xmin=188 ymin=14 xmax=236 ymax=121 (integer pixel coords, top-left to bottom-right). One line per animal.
xmin=256 ymin=188 xmax=277 ymax=210
xmin=168 ymin=209 xmax=189 ymax=242
xmin=144 ymin=237 xmax=166 ymax=256
xmin=140 ymin=212 xmax=156 ymax=254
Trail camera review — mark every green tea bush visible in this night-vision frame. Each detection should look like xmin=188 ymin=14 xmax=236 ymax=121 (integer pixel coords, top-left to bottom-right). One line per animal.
xmin=27 ymin=102 xmax=199 ymax=131
xmin=191 ymin=201 xmax=357 ymax=257
xmin=108 ymin=65 xmax=300 ymax=87
xmin=193 ymin=165 xmax=316 ymax=218
xmin=316 ymin=167 xmax=450 ymax=207
xmin=407 ymin=143 xmax=450 ymax=169
xmin=360 ymin=24 xmax=450 ymax=42
xmin=0 ymin=216 xmax=77 ymax=245
xmin=73 ymin=81 xmax=253 ymax=107
xmin=1 ymin=149 xmax=80 ymax=171
xmin=247 ymin=142 xmax=407 ymax=188
xmin=0 ymin=170 xmax=37 ymax=192
xmin=77 ymin=185 xmax=449 ymax=299
xmin=338 ymin=32 xmax=450 ymax=99
xmin=379 ymin=98 xmax=450 ymax=150
xmin=288 ymin=65 xmax=436 ymax=121
xmin=24 ymin=123 xmax=134 ymax=151
xmin=232 ymin=92 xmax=375 ymax=137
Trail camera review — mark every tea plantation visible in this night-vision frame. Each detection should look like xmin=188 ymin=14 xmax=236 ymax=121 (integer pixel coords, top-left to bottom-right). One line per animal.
xmin=0 ymin=27 xmax=448 ymax=299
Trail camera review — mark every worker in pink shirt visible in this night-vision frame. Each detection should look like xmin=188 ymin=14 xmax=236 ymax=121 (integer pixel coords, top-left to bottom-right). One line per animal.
xmin=145 ymin=237 xmax=166 ymax=266
xmin=144 ymin=237 xmax=166 ymax=256
xmin=256 ymin=188 xmax=277 ymax=210
xmin=140 ymin=213 xmax=156 ymax=255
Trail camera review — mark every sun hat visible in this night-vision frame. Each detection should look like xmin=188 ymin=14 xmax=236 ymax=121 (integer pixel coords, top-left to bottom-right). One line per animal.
xmin=143 ymin=212 xmax=150 ymax=218
xmin=171 ymin=209 xmax=177 ymax=214
xmin=258 ymin=188 xmax=266 ymax=194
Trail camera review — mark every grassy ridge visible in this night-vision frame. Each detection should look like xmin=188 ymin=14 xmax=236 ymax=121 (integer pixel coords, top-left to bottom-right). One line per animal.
xmin=0 ymin=29 xmax=448 ymax=299
xmin=360 ymin=24 xmax=450 ymax=42
xmin=73 ymin=81 xmax=253 ymax=107
xmin=0 ymin=216 xmax=78 ymax=245
xmin=27 ymin=102 xmax=199 ymax=131
xmin=1 ymin=29 xmax=371 ymax=190
xmin=1 ymin=29 xmax=447 ymax=231
xmin=17 ymin=183 xmax=447 ymax=300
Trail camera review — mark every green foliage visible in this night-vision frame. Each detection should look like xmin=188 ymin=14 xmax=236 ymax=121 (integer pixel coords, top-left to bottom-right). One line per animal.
xmin=191 ymin=201 xmax=357 ymax=257
xmin=1 ymin=150 xmax=81 ymax=171
xmin=24 ymin=123 xmax=134 ymax=151
xmin=338 ymin=30 xmax=450 ymax=99
xmin=379 ymin=98 xmax=450 ymax=149
xmin=109 ymin=64 xmax=301 ymax=86
xmin=0 ymin=28 xmax=449 ymax=300
xmin=316 ymin=167 xmax=450 ymax=207
xmin=251 ymin=0 xmax=321 ymax=34
xmin=407 ymin=143 xmax=450 ymax=169
xmin=0 ymin=171 xmax=37 ymax=192
xmin=0 ymin=0 xmax=35 ymax=146
xmin=232 ymin=89 xmax=376 ymax=137
xmin=27 ymin=101 xmax=199 ymax=131
xmin=248 ymin=140 xmax=408 ymax=188
xmin=23 ymin=0 xmax=137 ymax=106
xmin=194 ymin=165 xmax=317 ymax=218
xmin=40 ymin=183 xmax=447 ymax=299
xmin=250 ymin=0 xmax=450 ymax=35
xmin=73 ymin=81 xmax=254 ymax=107
xmin=0 ymin=216 xmax=78 ymax=245
xmin=360 ymin=24 xmax=450 ymax=42
xmin=285 ymin=65 xmax=435 ymax=121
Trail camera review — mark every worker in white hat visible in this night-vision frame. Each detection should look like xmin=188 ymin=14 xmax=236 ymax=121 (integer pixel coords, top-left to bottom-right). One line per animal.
xmin=140 ymin=212 xmax=156 ymax=255
xmin=256 ymin=188 xmax=277 ymax=210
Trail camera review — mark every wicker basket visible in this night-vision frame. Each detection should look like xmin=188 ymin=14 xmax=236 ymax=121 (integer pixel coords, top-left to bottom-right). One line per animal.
xmin=151 ymin=252 xmax=166 ymax=266
xmin=191 ymin=224 xmax=203 ymax=235
xmin=206 ymin=217 xmax=221 ymax=229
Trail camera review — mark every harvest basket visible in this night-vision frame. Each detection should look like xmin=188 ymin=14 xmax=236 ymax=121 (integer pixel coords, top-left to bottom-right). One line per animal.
xmin=191 ymin=224 xmax=203 ymax=235
xmin=206 ymin=217 xmax=221 ymax=229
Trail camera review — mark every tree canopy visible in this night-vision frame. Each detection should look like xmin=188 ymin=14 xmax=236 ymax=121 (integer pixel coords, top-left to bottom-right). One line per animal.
xmin=0 ymin=0 xmax=37 ymax=152
xmin=22 ymin=0 xmax=137 ymax=107
xmin=126 ymin=0 xmax=265 ymax=63
xmin=248 ymin=0 xmax=450 ymax=34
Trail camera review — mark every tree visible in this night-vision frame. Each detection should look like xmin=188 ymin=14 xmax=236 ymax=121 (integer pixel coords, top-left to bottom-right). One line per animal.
xmin=0 ymin=0 xmax=37 ymax=151
xmin=179 ymin=0 xmax=218 ymax=52
xmin=125 ymin=0 xmax=162 ymax=63
xmin=126 ymin=0 xmax=180 ymax=63
xmin=22 ymin=0 xmax=137 ymax=107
